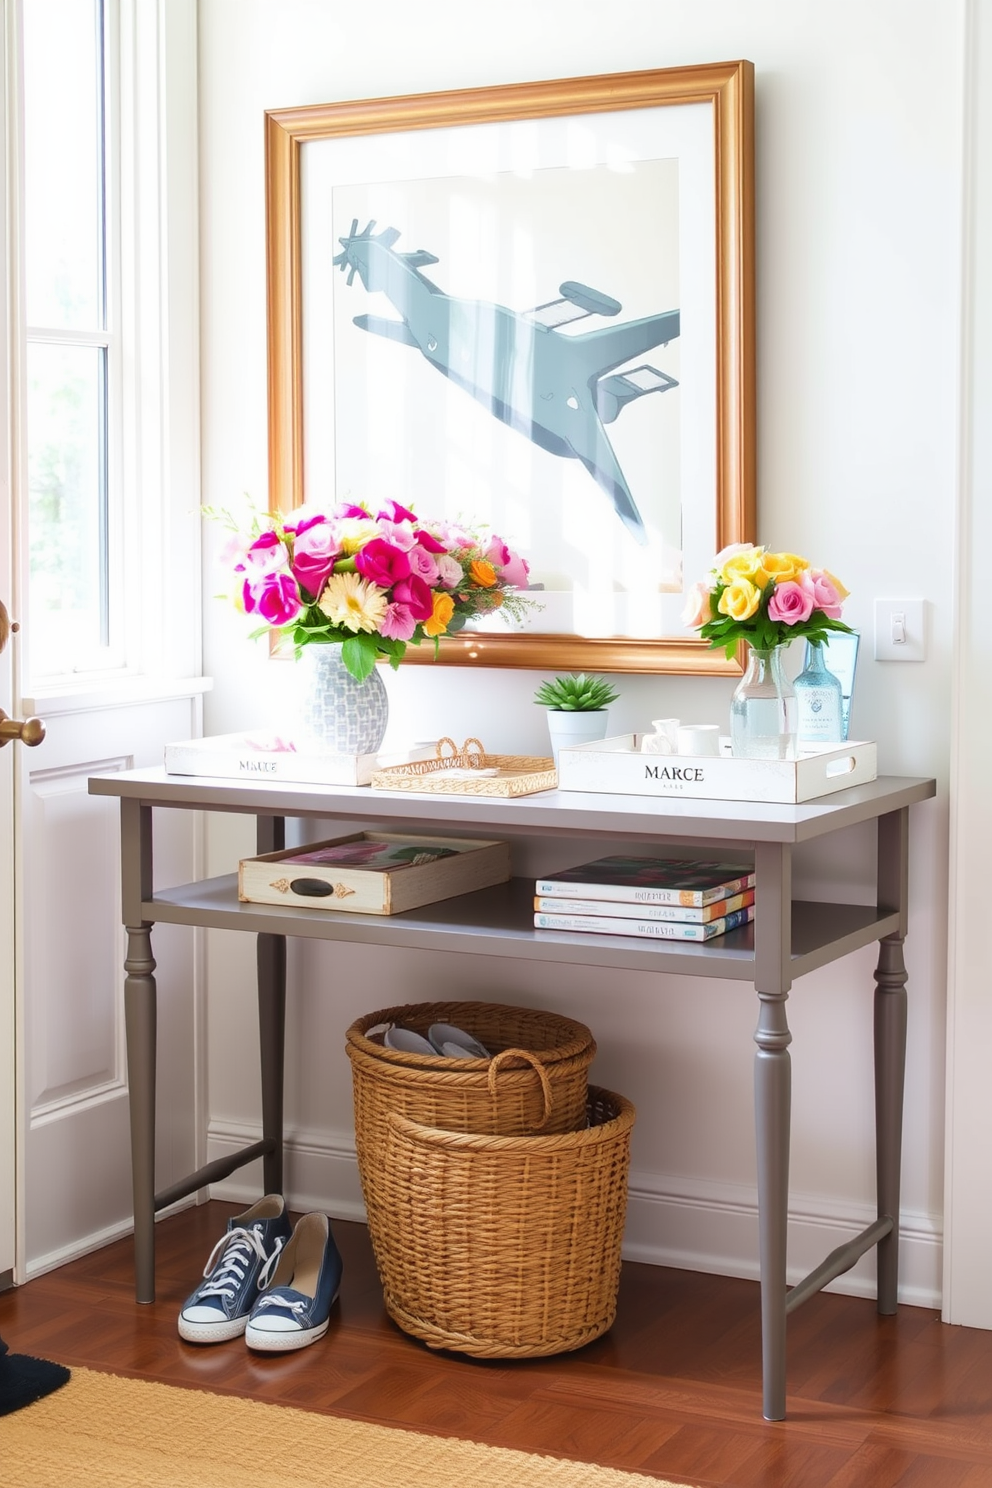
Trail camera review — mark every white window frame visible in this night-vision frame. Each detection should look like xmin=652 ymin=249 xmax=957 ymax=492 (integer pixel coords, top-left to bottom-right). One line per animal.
xmin=9 ymin=0 xmax=202 ymax=701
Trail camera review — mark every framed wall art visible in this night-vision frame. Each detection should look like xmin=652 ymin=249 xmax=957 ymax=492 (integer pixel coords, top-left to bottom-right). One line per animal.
xmin=265 ymin=61 xmax=754 ymax=674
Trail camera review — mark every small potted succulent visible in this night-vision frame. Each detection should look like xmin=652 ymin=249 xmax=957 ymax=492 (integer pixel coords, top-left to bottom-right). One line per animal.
xmin=533 ymin=673 xmax=619 ymax=768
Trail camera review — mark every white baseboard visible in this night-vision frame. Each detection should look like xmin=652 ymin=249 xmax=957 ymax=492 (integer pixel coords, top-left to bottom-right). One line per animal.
xmin=205 ymin=1121 xmax=943 ymax=1309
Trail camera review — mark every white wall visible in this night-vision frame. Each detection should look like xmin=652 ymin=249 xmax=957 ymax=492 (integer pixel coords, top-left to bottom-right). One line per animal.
xmin=197 ymin=0 xmax=962 ymax=1303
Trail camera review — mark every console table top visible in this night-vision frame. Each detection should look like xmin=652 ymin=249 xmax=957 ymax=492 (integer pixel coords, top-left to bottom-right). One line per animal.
xmin=89 ymin=767 xmax=936 ymax=845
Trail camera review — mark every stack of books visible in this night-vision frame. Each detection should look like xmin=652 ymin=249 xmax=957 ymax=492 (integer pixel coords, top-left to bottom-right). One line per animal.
xmin=533 ymin=856 xmax=756 ymax=941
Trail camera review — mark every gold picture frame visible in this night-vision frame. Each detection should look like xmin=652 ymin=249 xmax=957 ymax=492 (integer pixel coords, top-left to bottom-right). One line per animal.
xmin=265 ymin=61 xmax=754 ymax=674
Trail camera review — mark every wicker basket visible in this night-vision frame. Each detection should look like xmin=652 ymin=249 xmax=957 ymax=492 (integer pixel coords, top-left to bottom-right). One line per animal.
xmin=371 ymin=1086 xmax=635 ymax=1358
xmin=346 ymin=1000 xmax=595 ymax=1140
xmin=347 ymin=1001 xmax=596 ymax=1252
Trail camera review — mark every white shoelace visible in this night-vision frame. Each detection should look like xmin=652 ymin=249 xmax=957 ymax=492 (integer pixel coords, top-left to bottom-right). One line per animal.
xmin=252 ymin=1292 xmax=308 ymax=1320
xmin=198 ymin=1224 xmax=284 ymax=1302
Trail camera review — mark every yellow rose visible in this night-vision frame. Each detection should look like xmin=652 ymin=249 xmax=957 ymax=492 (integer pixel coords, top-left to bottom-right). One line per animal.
xmin=423 ymin=591 xmax=455 ymax=638
xmin=719 ymin=547 xmax=770 ymax=589
xmin=763 ymin=551 xmax=810 ymax=584
xmin=718 ymin=578 xmax=762 ymax=623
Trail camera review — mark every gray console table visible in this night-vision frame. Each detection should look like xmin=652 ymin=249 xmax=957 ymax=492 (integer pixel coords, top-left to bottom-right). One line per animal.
xmin=88 ymin=766 xmax=935 ymax=1420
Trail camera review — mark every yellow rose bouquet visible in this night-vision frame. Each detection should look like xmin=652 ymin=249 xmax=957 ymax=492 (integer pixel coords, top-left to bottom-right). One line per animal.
xmin=682 ymin=543 xmax=854 ymax=659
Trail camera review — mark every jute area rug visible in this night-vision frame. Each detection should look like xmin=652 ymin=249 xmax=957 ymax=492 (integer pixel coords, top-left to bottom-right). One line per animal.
xmin=2 ymin=1366 xmax=689 ymax=1488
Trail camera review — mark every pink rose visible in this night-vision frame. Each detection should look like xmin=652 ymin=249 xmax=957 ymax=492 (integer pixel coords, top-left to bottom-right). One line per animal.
xmin=767 ymin=579 xmax=814 ymax=626
xmin=805 ymin=569 xmax=844 ymax=619
xmin=392 ymin=573 xmax=433 ymax=621
xmin=377 ymin=499 xmax=418 ymax=524
xmin=485 ymin=536 xmax=511 ymax=567
xmin=334 ymin=502 xmax=370 ymax=518
xmin=375 ymin=518 xmax=417 ymax=552
xmin=436 ymin=554 xmax=463 ymax=589
xmin=282 ymin=511 xmax=326 ymax=536
xmin=681 ymin=581 xmax=714 ymax=629
xmin=291 ymin=520 xmax=339 ymax=600
xmin=379 ymin=602 xmax=417 ymax=641
xmin=408 ymin=545 xmax=440 ymax=584
xmin=243 ymin=572 xmax=301 ymax=626
xmin=498 ymin=549 xmax=530 ymax=588
xmin=414 ymin=527 xmax=447 ymax=554
xmin=430 ymin=519 xmax=474 ymax=550
xmin=244 ymin=530 xmax=288 ymax=575
xmin=355 ymin=538 xmax=412 ymax=589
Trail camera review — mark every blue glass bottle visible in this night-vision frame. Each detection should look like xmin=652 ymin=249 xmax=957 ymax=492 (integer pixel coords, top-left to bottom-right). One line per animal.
xmin=794 ymin=641 xmax=843 ymax=747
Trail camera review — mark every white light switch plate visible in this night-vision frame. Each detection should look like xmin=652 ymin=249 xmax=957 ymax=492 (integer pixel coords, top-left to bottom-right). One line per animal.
xmin=874 ymin=599 xmax=926 ymax=661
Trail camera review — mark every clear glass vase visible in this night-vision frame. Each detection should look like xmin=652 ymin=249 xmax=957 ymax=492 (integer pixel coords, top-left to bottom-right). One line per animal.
xmin=730 ymin=644 xmax=798 ymax=760
xmin=296 ymin=644 xmax=389 ymax=754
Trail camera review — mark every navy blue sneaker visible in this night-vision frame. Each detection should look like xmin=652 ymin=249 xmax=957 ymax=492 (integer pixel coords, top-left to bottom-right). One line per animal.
xmin=245 ymin=1212 xmax=342 ymax=1352
xmin=178 ymin=1195 xmax=292 ymax=1344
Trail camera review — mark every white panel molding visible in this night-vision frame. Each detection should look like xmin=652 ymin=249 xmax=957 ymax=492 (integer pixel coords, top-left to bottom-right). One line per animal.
xmin=22 ymin=676 xmax=212 ymax=717
xmin=28 ymin=754 xmax=130 ymax=784
xmin=30 ymin=1078 xmax=128 ymax=1128
xmin=206 ymin=1121 xmax=942 ymax=1309
xmin=25 ymin=760 xmax=128 ymax=1110
xmin=23 ymin=1194 xmax=196 ymax=1283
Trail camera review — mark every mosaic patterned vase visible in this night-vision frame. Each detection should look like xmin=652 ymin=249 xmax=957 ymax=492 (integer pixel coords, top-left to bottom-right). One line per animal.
xmin=296 ymin=644 xmax=389 ymax=755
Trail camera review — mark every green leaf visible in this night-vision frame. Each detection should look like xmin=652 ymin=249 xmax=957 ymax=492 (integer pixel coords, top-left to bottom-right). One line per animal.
xmin=532 ymin=672 xmax=619 ymax=710
xmin=340 ymin=634 xmax=378 ymax=681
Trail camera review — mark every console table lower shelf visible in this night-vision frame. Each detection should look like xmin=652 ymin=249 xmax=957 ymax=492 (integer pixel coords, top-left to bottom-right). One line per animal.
xmin=87 ymin=767 xmax=936 ymax=1421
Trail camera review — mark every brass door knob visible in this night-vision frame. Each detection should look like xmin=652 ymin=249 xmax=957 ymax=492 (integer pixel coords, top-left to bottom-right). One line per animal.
xmin=0 ymin=599 xmax=19 ymax=655
xmin=0 ymin=709 xmax=46 ymax=748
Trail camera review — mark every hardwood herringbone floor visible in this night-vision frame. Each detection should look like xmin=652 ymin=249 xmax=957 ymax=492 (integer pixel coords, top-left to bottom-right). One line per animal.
xmin=2 ymin=1202 xmax=991 ymax=1486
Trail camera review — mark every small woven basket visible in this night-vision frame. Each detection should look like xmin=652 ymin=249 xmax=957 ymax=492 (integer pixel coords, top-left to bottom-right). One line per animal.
xmin=346 ymin=1000 xmax=595 ymax=1140
xmin=372 ymin=1086 xmax=635 ymax=1358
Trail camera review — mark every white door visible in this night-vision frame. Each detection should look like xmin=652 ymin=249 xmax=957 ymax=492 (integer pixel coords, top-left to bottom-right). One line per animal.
xmin=1 ymin=16 xmax=15 ymax=1276
xmin=3 ymin=0 xmax=204 ymax=1285
xmin=1 ymin=603 xmax=16 ymax=1287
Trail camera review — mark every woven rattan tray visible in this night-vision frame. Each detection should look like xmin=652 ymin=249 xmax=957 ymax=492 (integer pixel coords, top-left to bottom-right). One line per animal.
xmin=370 ymin=737 xmax=557 ymax=797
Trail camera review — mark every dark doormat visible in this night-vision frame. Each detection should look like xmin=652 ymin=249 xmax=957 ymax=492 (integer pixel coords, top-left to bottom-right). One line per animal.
xmin=0 ymin=1334 xmax=71 ymax=1417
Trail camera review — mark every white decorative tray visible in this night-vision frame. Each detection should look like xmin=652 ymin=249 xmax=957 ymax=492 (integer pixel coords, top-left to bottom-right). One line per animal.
xmin=164 ymin=734 xmax=435 ymax=787
xmin=556 ymin=734 xmax=877 ymax=805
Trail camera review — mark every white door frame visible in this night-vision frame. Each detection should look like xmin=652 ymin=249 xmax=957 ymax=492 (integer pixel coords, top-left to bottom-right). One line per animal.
xmin=943 ymin=0 xmax=992 ymax=1329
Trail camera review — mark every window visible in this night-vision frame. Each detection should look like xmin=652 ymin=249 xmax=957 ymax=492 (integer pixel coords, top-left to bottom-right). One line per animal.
xmin=23 ymin=0 xmax=121 ymax=677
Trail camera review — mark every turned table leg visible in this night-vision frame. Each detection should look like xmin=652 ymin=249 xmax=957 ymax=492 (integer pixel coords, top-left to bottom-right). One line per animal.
xmin=875 ymin=806 xmax=910 ymax=1314
xmin=124 ymin=924 xmax=157 ymax=1303
xmin=753 ymin=841 xmax=794 ymax=1421
xmin=256 ymin=816 xmax=287 ymax=1200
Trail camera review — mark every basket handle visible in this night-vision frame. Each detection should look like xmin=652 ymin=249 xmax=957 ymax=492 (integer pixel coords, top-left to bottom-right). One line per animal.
xmin=487 ymin=1048 xmax=554 ymax=1130
xmin=436 ymin=737 xmax=459 ymax=759
xmin=462 ymin=737 xmax=486 ymax=765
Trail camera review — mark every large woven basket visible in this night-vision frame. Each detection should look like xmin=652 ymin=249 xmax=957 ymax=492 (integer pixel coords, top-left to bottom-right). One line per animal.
xmin=371 ymin=1086 xmax=635 ymax=1358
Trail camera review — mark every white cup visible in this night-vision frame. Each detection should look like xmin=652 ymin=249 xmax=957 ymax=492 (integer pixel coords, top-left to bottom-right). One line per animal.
xmin=677 ymin=724 xmax=722 ymax=757
xmin=640 ymin=718 xmax=680 ymax=754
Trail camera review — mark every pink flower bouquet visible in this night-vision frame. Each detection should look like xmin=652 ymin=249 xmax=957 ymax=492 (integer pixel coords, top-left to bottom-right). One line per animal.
xmin=213 ymin=498 xmax=537 ymax=680
xmin=682 ymin=543 xmax=854 ymax=658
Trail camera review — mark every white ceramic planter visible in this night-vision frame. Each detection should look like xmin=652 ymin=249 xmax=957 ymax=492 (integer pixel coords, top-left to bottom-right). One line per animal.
xmin=545 ymin=709 xmax=610 ymax=768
